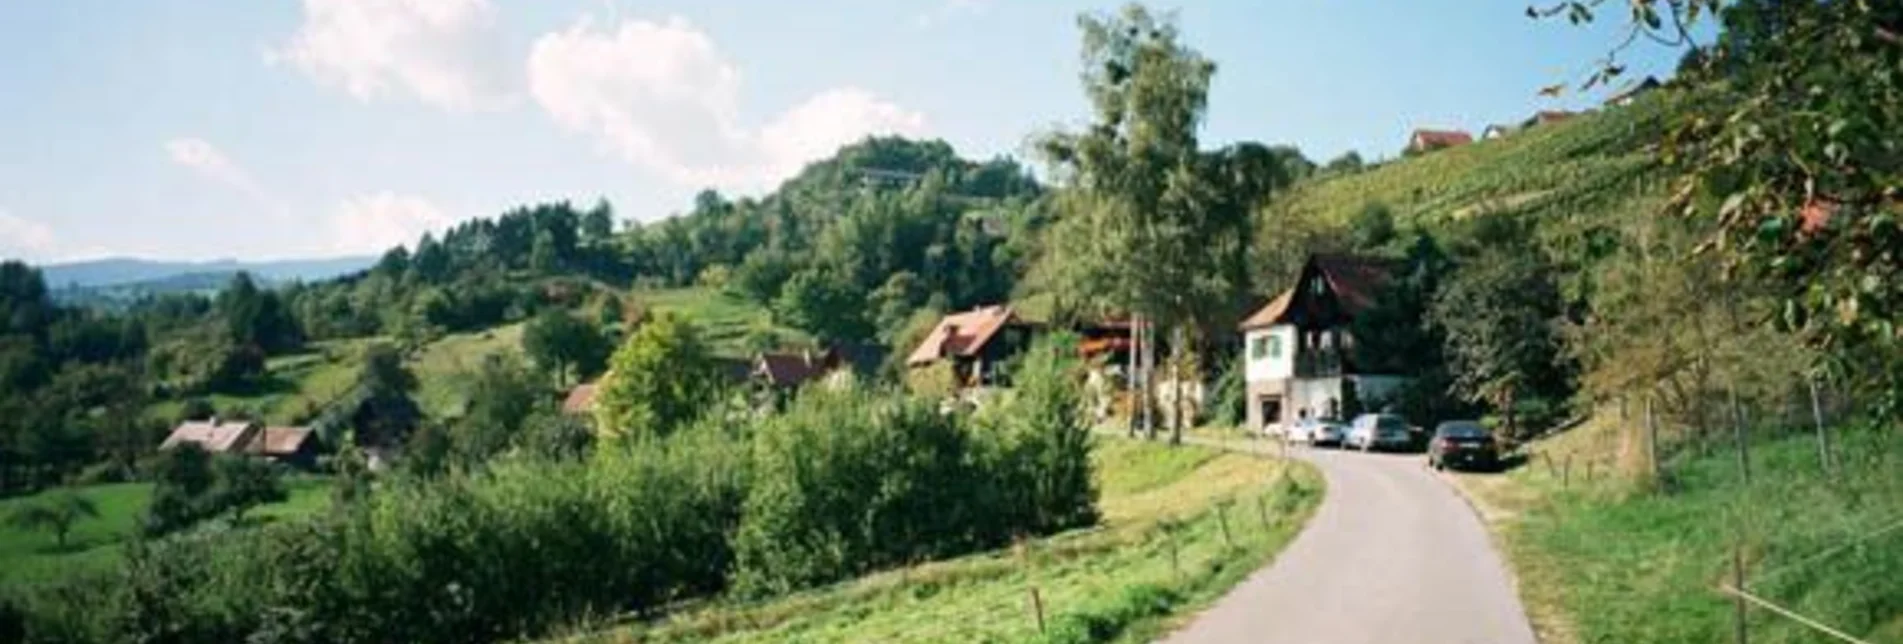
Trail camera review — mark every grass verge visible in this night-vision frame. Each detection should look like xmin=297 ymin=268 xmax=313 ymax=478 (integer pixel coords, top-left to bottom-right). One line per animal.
xmin=561 ymin=438 xmax=1321 ymax=643
xmin=1448 ymin=422 xmax=1903 ymax=644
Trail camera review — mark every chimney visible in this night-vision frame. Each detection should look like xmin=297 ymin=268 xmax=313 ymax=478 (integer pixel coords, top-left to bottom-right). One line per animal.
xmin=210 ymin=415 xmax=221 ymax=426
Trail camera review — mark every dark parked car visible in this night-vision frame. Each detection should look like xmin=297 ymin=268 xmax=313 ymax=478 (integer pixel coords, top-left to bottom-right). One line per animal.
xmin=1427 ymin=421 xmax=1498 ymax=471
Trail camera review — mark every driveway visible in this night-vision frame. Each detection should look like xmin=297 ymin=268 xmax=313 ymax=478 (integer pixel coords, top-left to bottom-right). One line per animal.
xmin=1160 ymin=443 xmax=1536 ymax=644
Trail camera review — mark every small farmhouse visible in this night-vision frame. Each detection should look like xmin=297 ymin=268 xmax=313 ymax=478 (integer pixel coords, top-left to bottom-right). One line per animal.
xmin=161 ymin=418 xmax=321 ymax=469
xmin=906 ymin=305 xmax=1036 ymax=388
xmin=561 ymin=381 xmax=599 ymax=416
xmin=753 ymin=343 xmax=883 ymax=391
xmin=1605 ymin=76 xmax=1660 ymax=107
xmin=1481 ymin=124 xmax=1519 ymax=140
xmin=1238 ymin=254 xmax=1411 ymax=432
xmin=1406 ymin=128 xmax=1473 ymax=154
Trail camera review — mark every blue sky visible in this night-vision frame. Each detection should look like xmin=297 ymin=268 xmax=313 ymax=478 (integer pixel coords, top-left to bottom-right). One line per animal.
xmin=0 ymin=0 xmax=1694 ymax=263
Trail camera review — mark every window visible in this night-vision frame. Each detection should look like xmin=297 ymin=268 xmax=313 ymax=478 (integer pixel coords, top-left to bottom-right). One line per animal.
xmin=1250 ymin=337 xmax=1267 ymax=360
xmin=1311 ymin=276 xmax=1326 ymax=296
xmin=1267 ymin=335 xmax=1281 ymax=358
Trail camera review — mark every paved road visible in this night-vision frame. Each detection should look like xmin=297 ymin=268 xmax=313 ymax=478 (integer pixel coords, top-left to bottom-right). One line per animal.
xmin=1160 ymin=443 xmax=1536 ymax=644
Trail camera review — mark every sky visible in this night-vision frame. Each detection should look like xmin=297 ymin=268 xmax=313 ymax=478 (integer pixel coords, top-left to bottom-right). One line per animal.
xmin=0 ymin=0 xmax=1696 ymax=264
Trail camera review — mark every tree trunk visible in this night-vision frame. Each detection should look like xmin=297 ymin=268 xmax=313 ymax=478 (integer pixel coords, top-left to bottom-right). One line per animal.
xmin=1170 ymin=324 xmax=1185 ymax=446
xmin=1127 ymin=314 xmax=1140 ymax=438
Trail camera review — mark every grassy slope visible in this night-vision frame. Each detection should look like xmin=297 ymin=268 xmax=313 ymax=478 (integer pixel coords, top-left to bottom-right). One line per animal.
xmin=0 ymin=477 xmax=331 ymax=586
xmin=568 ymin=439 xmax=1321 ymax=643
xmin=1452 ymin=418 xmax=1903 ymax=644
xmin=1272 ymin=91 xmax=1673 ymax=234
xmin=145 ymin=337 xmax=380 ymax=426
xmin=635 ymin=287 xmax=807 ymax=357
xmin=411 ymin=322 xmax=528 ymax=416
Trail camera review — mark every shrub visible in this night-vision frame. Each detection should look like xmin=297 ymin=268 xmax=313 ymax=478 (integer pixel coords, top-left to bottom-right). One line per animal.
xmin=732 ymin=386 xmax=980 ymax=595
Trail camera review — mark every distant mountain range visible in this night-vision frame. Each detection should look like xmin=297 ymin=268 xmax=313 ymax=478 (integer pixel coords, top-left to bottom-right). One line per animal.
xmin=40 ymin=256 xmax=377 ymax=290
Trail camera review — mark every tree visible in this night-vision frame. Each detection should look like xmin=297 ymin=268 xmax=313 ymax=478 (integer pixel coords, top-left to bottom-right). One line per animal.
xmin=773 ymin=269 xmax=871 ymax=343
xmin=1431 ymin=231 xmax=1573 ymax=439
xmin=1036 ymin=4 xmax=1244 ymax=443
xmin=215 ymin=272 xmax=301 ymax=354
xmin=143 ymin=443 xmax=216 ymax=536
xmin=1324 ymin=151 xmax=1365 ymax=175
xmin=522 ymin=308 xmax=610 ymax=388
xmin=6 ymin=489 xmax=97 ymax=550
xmin=594 ymin=314 xmax=724 ymax=441
xmin=456 ymin=354 xmax=545 ymax=463
xmin=1543 ymin=0 xmax=1903 ymax=405
xmin=582 ymin=199 xmax=615 ymax=241
xmin=1350 ymin=201 xmax=1398 ymax=251
xmin=351 ymin=343 xmax=421 ymax=449
xmin=208 ymin=456 xmax=284 ymax=523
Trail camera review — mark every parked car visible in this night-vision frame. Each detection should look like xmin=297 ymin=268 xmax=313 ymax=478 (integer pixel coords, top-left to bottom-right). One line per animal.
xmin=1427 ymin=420 xmax=1499 ymax=471
xmin=1284 ymin=418 xmax=1345 ymax=446
xmin=1345 ymin=413 xmax=1414 ymax=452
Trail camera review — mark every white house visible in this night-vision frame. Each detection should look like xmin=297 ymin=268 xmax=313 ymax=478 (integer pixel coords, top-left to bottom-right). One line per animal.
xmin=1239 ymin=254 xmax=1411 ymax=433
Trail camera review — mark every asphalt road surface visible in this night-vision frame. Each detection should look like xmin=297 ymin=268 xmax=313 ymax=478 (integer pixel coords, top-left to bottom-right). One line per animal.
xmin=1160 ymin=444 xmax=1536 ymax=644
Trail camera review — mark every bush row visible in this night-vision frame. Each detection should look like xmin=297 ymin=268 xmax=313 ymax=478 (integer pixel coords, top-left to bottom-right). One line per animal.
xmin=8 ymin=339 xmax=1097 ymax=643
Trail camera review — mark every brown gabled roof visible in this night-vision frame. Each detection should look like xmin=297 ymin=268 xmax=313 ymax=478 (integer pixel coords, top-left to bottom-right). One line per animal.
xmin=755 ymin=350 xmax=831 ymax=387
xmin=906 ymin=305 xmax=1021 ymax=367
xmin=249 ymin=426 xmax=315 ymax=456
xmin=1238 ymin=291 xmax=1294 ymax=331
xmin=1238 ymin=254 xmax=1395 ymax=331
xmin=161 ymin=419 xmax=256 ymax=453
xmin=1410 ymin=129 xmax=1473 ymax=150
xmin=1604 ymin=76 xmax=1661 ymax=104
xmin=1313 ymin=254 xmax=1394 ymax=316
xmin=562 ymin=383 xmax=598 ymax=415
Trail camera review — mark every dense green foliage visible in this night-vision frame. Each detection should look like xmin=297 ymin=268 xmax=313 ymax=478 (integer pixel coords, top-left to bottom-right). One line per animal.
xmin=593 ymin=314 xmax=726 ymax=441
xmin=5 ymin=341 xmax=1098 ymax=643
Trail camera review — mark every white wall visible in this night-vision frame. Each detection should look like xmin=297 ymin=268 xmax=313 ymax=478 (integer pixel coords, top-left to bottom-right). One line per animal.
xmin=1244 ymin=324 xmax=1296 ymax=383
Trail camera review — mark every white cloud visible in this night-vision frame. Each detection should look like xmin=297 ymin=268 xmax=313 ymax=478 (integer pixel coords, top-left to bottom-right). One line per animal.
xmin=331 ymin=192 xmax=454 ymax=254
xmin=165 ymin=138 xmax=288 ymax=218
xmin=527 ymin=15 xmax=929 ymax=193
xmin=915 ymin=0 xmax=991 ymax=28
xmin=274 ymin=0 xmax=508 ymax=111
xmin=0 ymin=209 xmax=56 ymax=260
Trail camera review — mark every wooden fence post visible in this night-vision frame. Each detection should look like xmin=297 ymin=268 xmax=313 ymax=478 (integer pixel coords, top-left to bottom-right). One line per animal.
xmin=1646 ymin=396 xmax=1662 ymax=493
xmin=1730 ymin=385 xmax=1752 ymax=485
xmin=1217 ymin=501 xmax=1233 ymax=548
xmin=1030 ymin=587 xmax=1046 ymax=634
xmin=1733 ymin=544 xmax=1749 ymax=644
xmin=1808 ymin=377 xmax=1834 ymax=480
xmin=1255 ymin=494 xmax=1270 ymax=530
xmin=1562 ymin=455 xmax=1572 ymax=488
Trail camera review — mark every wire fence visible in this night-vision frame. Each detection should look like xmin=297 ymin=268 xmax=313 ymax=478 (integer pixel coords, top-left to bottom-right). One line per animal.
xmin=1526 ymin=371 xmax=1901 ymax=643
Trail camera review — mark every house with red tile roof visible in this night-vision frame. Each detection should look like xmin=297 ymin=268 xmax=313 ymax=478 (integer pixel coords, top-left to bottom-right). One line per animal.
xmin=906 ymin=305 xmax=1036 ymax=388
xmin=1406 ymin=129 xmax=1473 ymax=154
xmin=1237 ymin=254 xmax=1412 ymax=433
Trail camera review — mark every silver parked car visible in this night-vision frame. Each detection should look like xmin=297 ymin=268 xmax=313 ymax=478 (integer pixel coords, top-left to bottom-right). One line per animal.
xmin=1345 ymin=413 xmax=1414 ymax=452
xmin=1284 ymin=418 xmax=1346 ymax=446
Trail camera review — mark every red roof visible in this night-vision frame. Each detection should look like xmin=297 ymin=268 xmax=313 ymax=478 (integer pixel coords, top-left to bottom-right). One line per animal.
xmin=562 ymin=382 xmax=598 ymax=415
xmin=906 ymin=305 xmax=1022 ymax=367
xmin=1410 ymin=129 xmax=1473 ymax=150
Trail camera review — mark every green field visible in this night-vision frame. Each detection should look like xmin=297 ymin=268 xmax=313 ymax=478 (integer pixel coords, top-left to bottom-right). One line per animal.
xmin=634 ymin=287 xmax=808 ymax=357
xmin=0 ymin=477 xmax=332 ymax=586
xmin=1453 ymin=423 xmax=1903 ymax=644
xmin=410 ymin=322 xmax=529 ymax=416
xmin=567 ymin=438 xmax=1321 ymax=643
xmin=144 ymin=337 xmax=381 ymax=426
